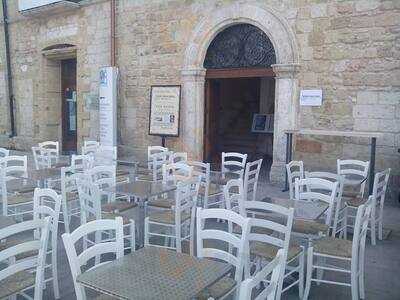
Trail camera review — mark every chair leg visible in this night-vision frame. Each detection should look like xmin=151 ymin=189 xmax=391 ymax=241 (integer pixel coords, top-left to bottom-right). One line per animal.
xmin=52 ymin=250 xmax=60 ymax=299
xmin=343 ymin=207 xmax=348 ymax=240
xmin=61 ymin=201 xmax=70 ymax=234
xmin=316 ymin=256 xmax=325 ymax=285
xmin=130 ymin=220 xmax=136 ymax=252
xmin=370 ymin=216 xmax=376 ymax=246
xmin=359 ymin=246 xmax=366 ymax=299
xmin=378 ymin=209 xmax=383 ymax=241
xmin=303 ymin=247 xmax=314 ymax=300
xmin=144 ymin=217 xmax=149 ymax=247
xmin=298 ymin=250 xmax=305 ymax=299
xmin=351 ymin=263 xmax=359 ymax=300
xmin=94 ymin=230 xmax=101 ymax=265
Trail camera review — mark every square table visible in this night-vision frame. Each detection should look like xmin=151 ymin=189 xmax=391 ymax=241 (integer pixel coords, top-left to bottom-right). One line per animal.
xmin=77 ymin=247 xmax=233 ymax=300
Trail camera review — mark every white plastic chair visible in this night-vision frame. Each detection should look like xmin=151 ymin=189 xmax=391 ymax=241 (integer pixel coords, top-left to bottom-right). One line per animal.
xmin=0 ymin=217 xmax=51 ymax=300
xmin=187 ymin=161 xmax=213 ymax=208
xmin=81 ymin=140 xmax=99 ymax=156
xmin=196 ymin=208 xmax=251 ymax=299
xmin=222 ymin=152 xmax=248 ymax=179
xmin=239 ymin=249 xmax=285 ymax=300
xmin=62 ymin=217 xmax=125 ymax=300
xmin=238 ymin=200 xmax=304 ymax=299
xmin=33 ymin=188 xmax=62 ymax=299
xmin=71 ymin=154 xmax=94 ymax=173
xmin=148 ymin=146 xmax=168 ymax=169
xmin=304 ymin=198 xmax=372 ymax=300
xmin=38 ymin=141 xmax=59 ymax=166
xmin=162 ymin=162 xmax=193 ymax=184
xmin=224 ymin=179 xmax=244 ymax=214
xmin=32 ymin=146 xmax=51 ymax=170
xmin=305 ymin=171 xmax=346 ymax=238
xmin=143 ymin=151 xmax=171 ymax=181
xmin=77 ymin=177 xmax=135 ymax=253
xmin=0 ymin=147 xmax=9 ymax=158
xmin=243 ymin=159 xmax=263 ymax=201
xmin=345 ymin=168 xmax=391 ymax=245
xmin=286 ymin=160 xmax=304 ymax=200
xmin=145 ymin=177 xmax=200 ymax=254
xmin=169 ymin=152 xmax=188 ymax=164
xmin=0 ymin=155 xmax=34 ymax=217
xmin=337 ymin=159 xmax=370 ymax=198
xmin=293 ymin=177 xmax=338 ymax=242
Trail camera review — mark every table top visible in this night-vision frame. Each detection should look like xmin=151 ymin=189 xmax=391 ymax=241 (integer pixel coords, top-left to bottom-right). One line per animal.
xmin=105 ymin=180 xmax=176 ymax=199
xmin=0 ymin=215 xmax=16 ymax=230
xmin=267 ymin=197 xmax=329 ymax=220
xmin=77 ymin=247 xmax=233 ymax=300
xmin=27 ymin=167 xmax=63 ymax=181
xmin=285 ymin=129 xmax=382 ymax=138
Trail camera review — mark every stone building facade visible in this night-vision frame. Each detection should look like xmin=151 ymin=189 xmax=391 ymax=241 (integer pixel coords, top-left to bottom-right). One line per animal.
xmin=0 ymin=0 xmax=399 ymax=199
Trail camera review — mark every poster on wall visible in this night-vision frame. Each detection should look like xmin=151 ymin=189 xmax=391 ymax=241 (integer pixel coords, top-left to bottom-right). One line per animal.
xmin=149 ymin=85 xmax=181 ymax=137
xmin=300 ymin=89 xmax=323 ymax=106
xmin=251 ymin=114 xmax=274 ymax=133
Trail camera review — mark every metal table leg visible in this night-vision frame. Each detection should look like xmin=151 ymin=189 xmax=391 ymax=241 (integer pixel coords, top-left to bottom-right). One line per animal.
xmin=368 ymin=137 xmax=376 ymax=195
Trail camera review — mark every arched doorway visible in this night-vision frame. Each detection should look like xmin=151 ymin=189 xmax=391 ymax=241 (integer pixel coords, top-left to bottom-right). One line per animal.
xmin=181 ymin=4 xmax=300 ymax=184
xmin=203 ymin=24 xmax=276 ymax=175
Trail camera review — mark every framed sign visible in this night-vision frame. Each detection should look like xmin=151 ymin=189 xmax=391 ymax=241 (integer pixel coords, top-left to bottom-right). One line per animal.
xmin=149 ymin=85 xmax=181 ymax=137
xmin=251 ymin=114 xmax=274 ymax=133
xmin=300 ymin=89 xmax=323 ymax=106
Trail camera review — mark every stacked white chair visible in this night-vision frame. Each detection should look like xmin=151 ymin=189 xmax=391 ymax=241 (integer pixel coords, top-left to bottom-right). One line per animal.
xmin=38 ymin=141 xmax=59 ymax=166
xmin=337 ymin=159 xmax=370 ymax=199
xmin=239 ymin=249 xmax=285 ymax=300
xmin=62 ymin=217 xmax=125 ymax=300
xmin=286 ymin=160 xmax=304 ymax=200
xmin=145 ymin=177 xmax=200 ymax=254
xmin=304 ymin=198 xmax=373 ymax=300
xmin=345 ymin=168 xmax=391 ymax=245
xmin=196 ymin=207 xmax=251 ymax=299
xmin=0 ymin=155 xmax=34 ymax=217
xmin=292 ymin=177 xmax=338 ymax=244
xmin=222 ymin=152 xmax=248 ymax=179
xmin=77 ymin=177 xmax=135 ymax=253
xmin=141 ymin=150 xmax=172 ymax=181
xmin=238 ymin=199 xmax=304 ymax=299
xmin=147 ymin=145 xmax=168 ymax=170
xmin=0 ymin=217 xmax=51 ymax=299
xmin=305 ymin=171 xmax=346 ymax=238
xmin=243 ymin=159 xmax=263 ymax=201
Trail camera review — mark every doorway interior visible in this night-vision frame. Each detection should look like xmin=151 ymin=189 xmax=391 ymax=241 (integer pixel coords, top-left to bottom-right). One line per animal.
xmin=61 ymin=58 xmax=77 ymax=154
xmin=204 ymin=70 xmax=275 ymax=177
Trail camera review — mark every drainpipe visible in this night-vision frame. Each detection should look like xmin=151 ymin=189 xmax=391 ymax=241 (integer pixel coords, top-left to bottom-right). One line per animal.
xmin=110 ymin=0 xmax=116 ymax=66
xmin=2 ymin=0 xmax=16 ymax=137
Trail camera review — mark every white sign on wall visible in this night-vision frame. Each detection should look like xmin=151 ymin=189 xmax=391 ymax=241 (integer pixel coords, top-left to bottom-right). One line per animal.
xmin=300 ymin=89 xmax=323 ymax=106
xmin=99 ymin=67 xmax=118 ymax=146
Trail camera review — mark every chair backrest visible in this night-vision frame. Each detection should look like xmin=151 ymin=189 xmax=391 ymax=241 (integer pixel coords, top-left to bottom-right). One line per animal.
xmin=224 ymin=179 xmax=244 ymax=214
xmin=81 ymin=141 xmax=99 ymax=156
xmin=71 ymin=154 xmax=94 ymax=172
xmin=174 ymin=177 xmax=200 ymax=227
xmin=76 ymin=177 xmax=102 ymax=223
xmin=148 ymin=146 xmax=168 ymax=168
xmin=196 ymin=208 xmax=250 ymax=285
xmin=305 ymin=171 xmax=345 ymax=235
xmin=0 ymin=155 xmax=28 ymax=177
xmin=295 ymin=177 xmax=338 ymax=232
xmin=61 ymin=166 xmax=79 ymax=200
xmin=162 ymin=162 xmax=193 ymax=184
xmin=243 ymin=159 xmax=263 ymax=201
xmin=372 ymin=168 xmax=391 ymax=209
xmin=32 ymin=146 xmax=51 ymax=170
xmin=0 ymin=217 xmax=51 ymax=300
xmin=0 ymin=147 xmax=10 ymax=158
xmin=62 ymin=218 xmax=124 ymax=300
xmin=239 ymin=249 xmax=285 ymax=300
xmin=38 ymin=141 xmax=59 ymax=164
xmin=337 ymin=159 xmax=370 ymax=197
xmin=149 ymin=151 xmax=172 ymax=181
xmin=352 ymin=197 xmax=373 ymax=266
xmin=188 ymin=161 xmax=211 ymax=207
xmin=33 ymin=188 xmax=61 ymax=249
xmin=169 ymin=152 xmax=188 ymax=164
xmin=86 ymin=165 xmax=116 ymax=203
xmin=93 ymin=145 xmax=117 ymax=166
xmin=222 ymin=152 xmax=248 ymax=178
xmin=286 ymin=160 xmax=304 ymax=200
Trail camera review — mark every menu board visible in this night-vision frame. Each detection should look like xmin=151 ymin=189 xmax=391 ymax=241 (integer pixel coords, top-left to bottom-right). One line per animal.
xmin=149 ymin=85 xmax=181 ymax=137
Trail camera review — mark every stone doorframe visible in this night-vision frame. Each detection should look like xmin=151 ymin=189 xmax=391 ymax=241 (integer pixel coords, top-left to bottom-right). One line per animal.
xmin=181 ymin=3 xmax=300 ymax=183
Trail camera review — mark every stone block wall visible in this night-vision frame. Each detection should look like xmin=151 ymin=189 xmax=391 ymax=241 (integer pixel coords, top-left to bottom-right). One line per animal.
xmin=0 ymin=0 xmax=398 ymax=199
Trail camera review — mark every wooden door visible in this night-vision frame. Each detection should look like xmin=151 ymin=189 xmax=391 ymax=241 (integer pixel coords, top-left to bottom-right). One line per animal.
xmin=61 ymin=59 xmax=77 ymax=153
xmin=204 ymin=79 xmax=220 ymax=164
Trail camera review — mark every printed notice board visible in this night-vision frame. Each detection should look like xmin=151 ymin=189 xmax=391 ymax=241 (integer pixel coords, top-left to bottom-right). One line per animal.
xmin=149 ymin=85 xmax=181 ymax=137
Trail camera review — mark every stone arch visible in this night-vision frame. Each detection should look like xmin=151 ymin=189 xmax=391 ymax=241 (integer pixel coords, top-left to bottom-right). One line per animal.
xmin=181 ymin=3 xmax=300 ymax=183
